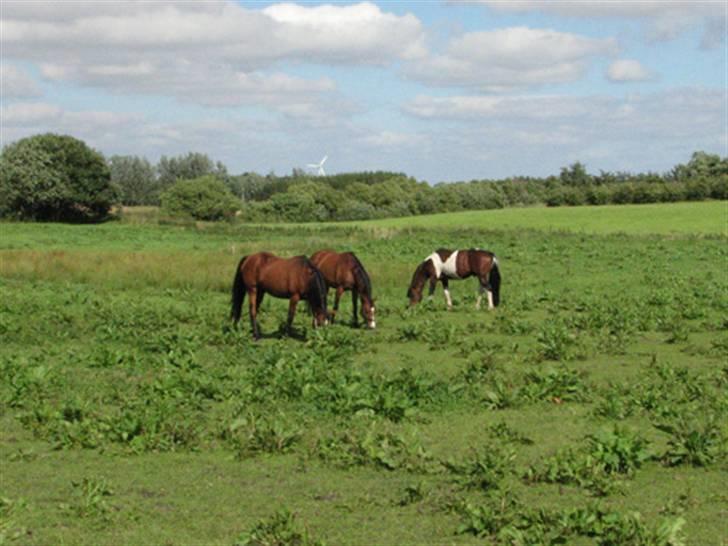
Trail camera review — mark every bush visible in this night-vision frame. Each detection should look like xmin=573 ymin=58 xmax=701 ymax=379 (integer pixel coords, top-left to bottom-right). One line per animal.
xmin=160 ymin=176 xmax=239 ymax=221
xmin=0 ymin=133 xmax=116 ymax=222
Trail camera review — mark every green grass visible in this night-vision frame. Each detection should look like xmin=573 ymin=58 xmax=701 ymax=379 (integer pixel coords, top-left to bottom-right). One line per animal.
xmin=1 ymin=202 xmax=726 ymax=545
xmin=346 ymin=201 xmax=728 ymax=235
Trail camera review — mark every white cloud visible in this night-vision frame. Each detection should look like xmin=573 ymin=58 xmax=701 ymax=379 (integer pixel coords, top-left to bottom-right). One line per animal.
xmin=404 ymin=94 xmax=602 ymax=120
xmin=262 ymin=2 xmax=426 ymax=62
xmin=1 ymin=64 xmax=42 ymax=99
xmin=473 ymin=1 xmax=725 ymax=46
xmin=1 ymin=1 xmax=425 ymax=109
xmin=401 ymin=87 xmax=725 ymax=178
xmin=404 ymin=88 xmax=723 ymax=149
xmin=1 ymin=102 xmax=61 ymax=125
xmin=406 ymin=27 xmax=617 ymax=90
xmin=606 ymin=59 xmax=653 ymax=82
xmin=360 ymin=130 xmax=426 ymax=149
xmin=1 ymin=101 xmax=140 ymax=130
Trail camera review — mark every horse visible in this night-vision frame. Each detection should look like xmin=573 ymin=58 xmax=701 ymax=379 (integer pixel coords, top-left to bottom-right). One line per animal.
xmin=310 ymin=249 xmax=376 ymax=329
xmin=407 ymin=248 xmax=500 ymax=310
xmin=230 ymin=252 xmax=328 ymax=340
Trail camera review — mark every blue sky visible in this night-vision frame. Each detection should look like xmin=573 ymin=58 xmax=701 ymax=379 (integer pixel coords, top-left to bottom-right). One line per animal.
xmin=1 ymin=0 xmax=725 ymax=182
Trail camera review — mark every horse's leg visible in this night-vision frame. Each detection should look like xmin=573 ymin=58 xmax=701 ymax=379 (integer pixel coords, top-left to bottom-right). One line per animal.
xmin=248 ymin=289 xmax=260 ymax=340
xmin=256 ymin=290 xmax=265 ymax=313
xmin=476 ymin=280 xmax=485 ymax=310
xmin=442 ymin=278 xmax=453 ymax=310
xmin=332 ymin=286 xmax=344 ymax=324
xmin=427 ymin=277 xmax=437 ymax=301
xmin=351 ymin=289 xmax=358 ymax=327
xmin=287 ymin=294 xmax=300 ymax=333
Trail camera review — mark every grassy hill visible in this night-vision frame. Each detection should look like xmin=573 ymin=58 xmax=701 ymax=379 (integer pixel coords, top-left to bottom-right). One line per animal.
xmin=346 ymin=201 xmax=727 ymax=235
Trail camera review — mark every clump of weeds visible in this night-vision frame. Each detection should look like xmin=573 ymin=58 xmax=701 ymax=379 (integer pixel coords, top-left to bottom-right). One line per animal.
xmin=233 ymin=508 xmax=325 ymax=546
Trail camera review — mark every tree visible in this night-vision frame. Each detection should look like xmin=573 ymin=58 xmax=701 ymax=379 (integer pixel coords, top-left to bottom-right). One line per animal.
xmin=160 ymin=175 xmax=239 ymax=221
xmin=227 ymin=172 xmax=270 ymax=200
xmin=0 ymin=133 xmax=116 ymax=222
xmin=559 ymin=162 xmax=592 ymax=187
xmin=157 ymin=152 xmax=228 ymax=190
xmin=109 ymin=155 xmax=158 ymax=206
xmin=672 ymin=151 xmax=727 ymax=180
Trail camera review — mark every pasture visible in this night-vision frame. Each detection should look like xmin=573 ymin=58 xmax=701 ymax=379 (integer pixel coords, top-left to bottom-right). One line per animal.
xmin=1 ymin=202 xmax=726 ymax=545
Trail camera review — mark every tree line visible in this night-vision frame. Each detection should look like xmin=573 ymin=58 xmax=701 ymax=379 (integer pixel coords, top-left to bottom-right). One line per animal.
xmin=112 ymin=148 xmax=726 ymax=223
xmin=1 ymin=133 xmax=725 ymax=223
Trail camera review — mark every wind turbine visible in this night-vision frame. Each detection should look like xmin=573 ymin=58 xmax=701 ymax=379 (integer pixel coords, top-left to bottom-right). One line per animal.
xmin=307 ymin=155 xmax=328 ymax=176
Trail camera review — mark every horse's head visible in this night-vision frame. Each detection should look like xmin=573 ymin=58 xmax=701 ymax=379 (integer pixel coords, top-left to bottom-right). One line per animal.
xmin=361 ymin=297 xmax=376 ymax=329
xmin=312 ymin=308 xmax=329 ymax=328
xmin=407 ymin=261 xmax=429 ymax=306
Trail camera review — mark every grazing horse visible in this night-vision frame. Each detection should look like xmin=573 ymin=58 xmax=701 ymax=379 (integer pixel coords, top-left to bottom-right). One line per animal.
xmin=407 ymin=248 xmax=500 ymax=310
xmin=230 ymin=252 xmax=328 ymax=340
xmin=310 ymin=249 xmax=376 ymax=329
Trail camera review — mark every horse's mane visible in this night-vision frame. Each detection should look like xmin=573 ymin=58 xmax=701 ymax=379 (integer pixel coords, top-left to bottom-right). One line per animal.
xmin=303 ymin=258 xmax=328 ymax=312
xmin=350 ymin=253 xmax=372 ymax=301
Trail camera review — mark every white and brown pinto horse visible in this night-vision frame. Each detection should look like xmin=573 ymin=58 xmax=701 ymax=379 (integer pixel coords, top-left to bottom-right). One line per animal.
xmin=407 ymin=248 xmax=500 ymax=310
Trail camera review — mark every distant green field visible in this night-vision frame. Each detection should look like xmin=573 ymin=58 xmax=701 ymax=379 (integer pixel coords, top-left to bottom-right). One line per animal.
xmin=1 ymin=202 xmax=727 ymax=545
xmin=347 ymin=201 xmax=728 ymax=235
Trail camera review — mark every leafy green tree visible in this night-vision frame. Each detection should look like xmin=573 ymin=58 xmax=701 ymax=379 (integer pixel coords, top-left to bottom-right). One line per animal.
xmin=157 ymin=152 xmax=228 ymax=190
xmin=672 ymin=151 xmax=727 ymax=180
xmin=559 ymin=162 xmax=592 ymax=187
xmin=267 ymin=191 xmax=327 ymax=222
xmin=109 ymin=155 xmax=158 ymax=205
xmin=0 ymin=133 xmax=116 ymax=222
xmin=288 ymin=180 xmax=340 ymax=219
xmin=160 ymin=175 xmax=239 ymax=221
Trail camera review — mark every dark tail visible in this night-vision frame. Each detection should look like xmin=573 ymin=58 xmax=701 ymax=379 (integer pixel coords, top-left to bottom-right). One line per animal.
xmin=489 ymin=257 xmax=501 ymax=307
xmin=351 ymin=253 xmax=372 ymax=302
xmin=311 ymin=267 xmax=328 ymax=315
xmin=230 ymin=256 xmax=248 ymax=324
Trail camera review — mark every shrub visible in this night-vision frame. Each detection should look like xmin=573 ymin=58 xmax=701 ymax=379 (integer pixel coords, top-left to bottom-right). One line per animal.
xmin=0 ymin=133 xmax=116 ymax=222
xmin=160 ymin=175 xmax=239 ymax=220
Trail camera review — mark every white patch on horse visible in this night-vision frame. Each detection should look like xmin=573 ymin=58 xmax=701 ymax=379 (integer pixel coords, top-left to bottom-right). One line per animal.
xmin=425 ymin=250 xmax=459 ymax=279
xmin=487 ymin=290 xmax=494 ymax=309
xmin=425 ymin=252 xmax=444 ymax=279
xmin=444 ymin=288 xmax=453 ymax=309
xmin=441 ymin=251 xmax=460 ymax=278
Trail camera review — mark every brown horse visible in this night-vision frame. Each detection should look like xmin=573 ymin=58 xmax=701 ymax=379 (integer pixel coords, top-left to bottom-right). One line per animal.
xmin=230 ymin=252 xmax=328 ymax=340
xmin=310 ymin=249 xmax=375 ymax=329
xmin=407 ymin=248 xmax=500 ymax=310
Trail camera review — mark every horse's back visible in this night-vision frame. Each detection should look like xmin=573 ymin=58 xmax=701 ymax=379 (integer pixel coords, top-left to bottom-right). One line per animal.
xmin=311 ymin=249 xmax=348 ymax=287
xmin=242 ymin=252 xmax=310 ymax=296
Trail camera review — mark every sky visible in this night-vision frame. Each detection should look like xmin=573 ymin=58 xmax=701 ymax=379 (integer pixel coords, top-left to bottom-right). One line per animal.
xmin=1 ymin=0 xmax=726 ymax=182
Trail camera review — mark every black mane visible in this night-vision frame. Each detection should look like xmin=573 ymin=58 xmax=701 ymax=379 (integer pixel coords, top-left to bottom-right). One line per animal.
xmin=351 ymin=253 xmax=372 ymax=301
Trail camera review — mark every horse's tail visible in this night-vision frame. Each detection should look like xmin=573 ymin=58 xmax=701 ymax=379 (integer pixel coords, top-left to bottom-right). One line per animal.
xmin=230 ymin=256 xmax=248 ymax=324
xmin=350 ymin=253 xmax=372 ymax=302
xmin=306 ymin=261 xmax=328 ymax=314
xmin=489 ymin=255 xmax=501 ymax=307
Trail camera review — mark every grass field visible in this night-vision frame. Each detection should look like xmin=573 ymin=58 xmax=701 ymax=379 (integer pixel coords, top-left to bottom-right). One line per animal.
xmin=348 ymin=201 xmax=728 ymax=235
xmin=1 ymin=202 xmax=727 ymax=545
